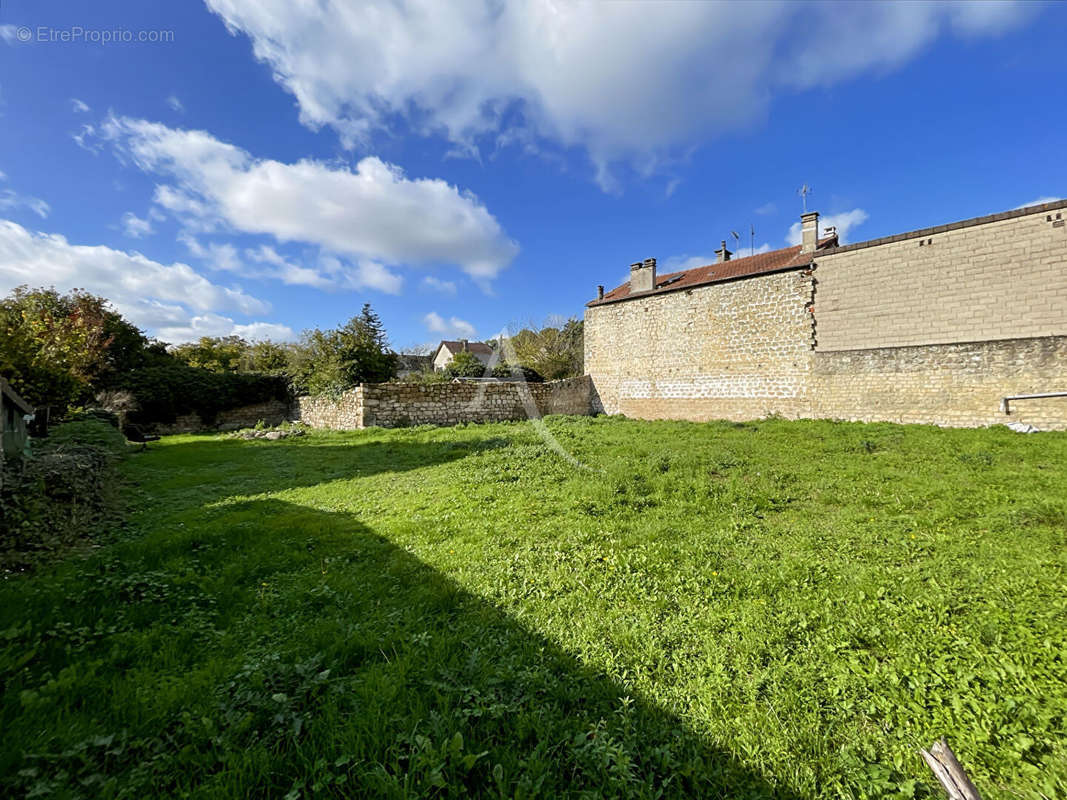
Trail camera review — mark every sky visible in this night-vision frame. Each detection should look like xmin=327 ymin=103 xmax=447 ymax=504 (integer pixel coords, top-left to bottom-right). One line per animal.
xmin=0 ymin=1 xmax=1064 ymax=350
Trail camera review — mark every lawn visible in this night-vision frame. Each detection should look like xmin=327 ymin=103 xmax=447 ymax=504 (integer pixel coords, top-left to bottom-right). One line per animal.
xmin=1 ymin=416 xmax=1065 ymax=799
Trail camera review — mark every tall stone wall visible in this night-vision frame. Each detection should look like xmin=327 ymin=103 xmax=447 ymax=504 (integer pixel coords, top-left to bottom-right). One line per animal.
xmin=815 ymin=202 xmax=1067 ymax=351
xmin=584 ymin=270 xmax=815 ymax=420
xmin=292 ymin=377 xmax=593 ymax=429
xmin=583 ymin=201 xmax=1067 ymax=429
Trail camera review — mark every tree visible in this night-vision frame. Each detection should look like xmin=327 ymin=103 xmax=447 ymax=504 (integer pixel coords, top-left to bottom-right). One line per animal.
xmin=287 ymin=304 xmax=398 ymax=394
xmin=169 ymin=336 xmax=249 ymax=373
xmin=445 ymin=351 xmax=486 ymax=378
xmin=503 ymin=317 xmax=583 ymax=380
xmin=0 ymin=286 xmax=141 ymax=410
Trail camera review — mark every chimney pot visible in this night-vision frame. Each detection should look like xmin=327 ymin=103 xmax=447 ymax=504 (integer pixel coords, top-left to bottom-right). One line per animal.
xmin=597 ymin=285 xmax=604 ymax=300
xmin=800 ymin=211 xmax=819 ymax=254
xmin=461 ymin=339 xmax=469 ymax=351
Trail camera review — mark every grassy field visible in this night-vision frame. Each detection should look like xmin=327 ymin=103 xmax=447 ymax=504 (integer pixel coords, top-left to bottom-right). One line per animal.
xmin=1 ymin=416 xmax=1065 ymax=799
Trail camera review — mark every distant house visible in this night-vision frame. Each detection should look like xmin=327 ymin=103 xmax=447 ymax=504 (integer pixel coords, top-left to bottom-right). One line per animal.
xmin=396 ymin=353 xmax=434 ymax=378
xmin=432 ymin=340 xmax=494 ymax=372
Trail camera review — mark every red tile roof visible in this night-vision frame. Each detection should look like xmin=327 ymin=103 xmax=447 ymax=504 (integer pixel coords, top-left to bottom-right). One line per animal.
xmin=587 ymin=236 xmax=837 ymax=306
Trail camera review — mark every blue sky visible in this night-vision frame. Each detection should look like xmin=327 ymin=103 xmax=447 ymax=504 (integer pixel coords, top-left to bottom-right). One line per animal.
xmin=0 ymin=1 xmax=1064 ymax=350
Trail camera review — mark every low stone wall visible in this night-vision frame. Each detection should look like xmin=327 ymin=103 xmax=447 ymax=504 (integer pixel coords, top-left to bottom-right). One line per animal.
xmin=812 ymin=336 xmax=1067 ymax=430
xmin=292 ymin=377 xmax=593 ymax=430
xmin=152 ymin=398 xmax=291 ymax=435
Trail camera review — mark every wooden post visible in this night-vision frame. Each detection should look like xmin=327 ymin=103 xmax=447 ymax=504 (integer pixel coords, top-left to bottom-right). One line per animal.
xmin=920 ymin=738 xmax=982 ymax=800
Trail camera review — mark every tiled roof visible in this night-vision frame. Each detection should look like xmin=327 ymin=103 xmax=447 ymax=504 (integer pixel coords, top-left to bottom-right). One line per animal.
xmin=587 ymin=236 xmax=837 ymax=306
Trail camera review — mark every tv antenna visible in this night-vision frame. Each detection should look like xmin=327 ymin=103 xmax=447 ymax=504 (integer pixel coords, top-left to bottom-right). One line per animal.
xmin=750 ymin=224 xmax=755 ymax=256
xmin=730 ymin=230 xmax=741 ymax=255
xmin=798 ymin=184 xmax=813 ymax=213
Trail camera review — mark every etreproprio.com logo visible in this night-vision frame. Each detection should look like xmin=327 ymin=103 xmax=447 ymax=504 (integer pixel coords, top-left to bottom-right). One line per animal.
xmin=10 ymin=25 xmax=175 ymax=44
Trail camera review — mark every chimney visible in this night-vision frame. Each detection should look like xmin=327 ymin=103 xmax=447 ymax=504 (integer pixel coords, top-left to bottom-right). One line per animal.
xmin=800 ymin=211 xmax=819 ymax=254
xmin=461 ymin=339 xmax=469 ymax=352
xmin=597 ymin=285 xmax=604 ymax=300
xmin=714 ymin=240 xmax=732 ymax=263
xmin=629 ymin=257 xmax=656 ymax=293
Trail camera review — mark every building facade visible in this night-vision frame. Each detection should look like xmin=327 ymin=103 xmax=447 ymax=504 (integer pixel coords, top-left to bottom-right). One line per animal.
xmin=585 ymin=200 xmax=1067 ymax=429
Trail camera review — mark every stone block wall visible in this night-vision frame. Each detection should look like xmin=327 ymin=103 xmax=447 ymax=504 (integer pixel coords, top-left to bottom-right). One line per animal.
xmin=815 ymin=202 xmax=1067 ymax=351
xmin=584 ymin=269 xmax=815 ymax=420
xmin=292 ymin=377 xmax=593 ymax=429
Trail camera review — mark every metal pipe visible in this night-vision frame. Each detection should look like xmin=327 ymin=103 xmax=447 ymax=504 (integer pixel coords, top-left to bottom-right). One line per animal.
xmin=1000 ymin=391 xmax=1067 ymax=414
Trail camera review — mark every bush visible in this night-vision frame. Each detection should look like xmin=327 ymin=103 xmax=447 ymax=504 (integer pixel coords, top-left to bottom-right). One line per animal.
xmin=112 ymin=364 xmax=289 ymax=425
xmin=445 ymin=351 xmax=486 ymax=378
xmin=489 ymin=362 xmax=544 ymax=382
xmin=0 ymin=418 xmax=127 ymax=570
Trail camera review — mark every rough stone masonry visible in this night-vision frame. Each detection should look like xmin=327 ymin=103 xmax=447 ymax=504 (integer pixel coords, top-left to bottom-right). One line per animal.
xmin=585 ymin=199 xmax=1067 ymax=430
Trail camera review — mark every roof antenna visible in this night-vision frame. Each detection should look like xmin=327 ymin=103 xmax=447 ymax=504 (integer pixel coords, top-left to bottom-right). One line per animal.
xmin=798 ymin=184 xmax=813 ymax=213
xmin=750 ymin=224 xmax=755 ymax=257
xmin=730 ymin=230 xmax=741 ymax=256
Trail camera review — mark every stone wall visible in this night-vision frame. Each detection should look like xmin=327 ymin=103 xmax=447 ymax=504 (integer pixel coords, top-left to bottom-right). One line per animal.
xmin=815 ymin=202 xmax=1067 ymax=351
xmin=584 ymin=270 xmax=815 ymax=420
xmin=583 ymin=201 xmax=1067 ymax=430
xmin=812 ymin=337 xmax=1067 ymax=430
xmin=152 ymin=398 xmax=290 ymax=435
xmin=292 ymin=377 xmax=593 ymax=429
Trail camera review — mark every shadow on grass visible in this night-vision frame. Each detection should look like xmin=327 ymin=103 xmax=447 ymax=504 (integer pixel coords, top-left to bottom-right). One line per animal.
xmin=166 ymin=497 xmax=806 ymax=797
xmin=3 ymin=434 xmax=806 ymax=797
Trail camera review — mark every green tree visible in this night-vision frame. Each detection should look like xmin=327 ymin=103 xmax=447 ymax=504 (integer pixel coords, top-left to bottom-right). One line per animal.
xmin=504 ymin=317 xmax=583 ymax=380
xmin=288 ymin=304 xmax=397 ymax=395
xmin=0 ymin=286 xmax=140 ymax=410
xmin=445 ymin=351 xmax=486 ymax=378
xmin=169 ymin=336 xmax=249 ymax=373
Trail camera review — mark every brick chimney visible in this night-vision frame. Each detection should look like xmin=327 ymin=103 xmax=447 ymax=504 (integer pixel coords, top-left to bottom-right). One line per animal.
xmin=714 ymin=240 xmax=732 ymax=263
xmin=460 ymin=339 xmax=469 ymax=352
xmin=800 ymin=211 xmax=819 ymax=254
xmin=630 ymin=258 xmax=656 ymax=293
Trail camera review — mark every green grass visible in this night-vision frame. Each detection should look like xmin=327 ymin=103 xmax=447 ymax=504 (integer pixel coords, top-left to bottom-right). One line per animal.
xmin=1 ymin=416 xmax=1065 ymax=799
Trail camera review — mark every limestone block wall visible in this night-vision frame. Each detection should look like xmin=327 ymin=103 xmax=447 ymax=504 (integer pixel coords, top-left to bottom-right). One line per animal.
xmin=812 ymin=337 xmax=1067 ymax=430
xmin=292 ymin=377 xmax=592 ymax=429
xmin=584 ymin=269 xmax=815 ymax=420
xmin=291 ymin=388 xmax=365 ymax=430
xmin=815 ymin=201 xmax=1067 ymax=351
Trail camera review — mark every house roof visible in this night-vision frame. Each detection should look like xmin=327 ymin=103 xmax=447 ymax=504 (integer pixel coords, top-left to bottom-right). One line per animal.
xmin=431 ymin=339 xmax=492 ymax=362
xmin=435 ymin=340 xmax=494 ymax=356
xmin=587 ymin=236 xmax=837 ymax=307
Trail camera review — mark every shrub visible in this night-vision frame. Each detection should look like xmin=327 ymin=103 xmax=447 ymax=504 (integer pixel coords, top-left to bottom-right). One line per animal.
xmin=489 ymin=362 xmax=544 ymax=382
xmin=445 ymin=351 xmax=486 ymax=378
xmin=112 ymin=364 xmax=289 ymax=426
xmin=0 ymin=418 xmax=127 ymax=570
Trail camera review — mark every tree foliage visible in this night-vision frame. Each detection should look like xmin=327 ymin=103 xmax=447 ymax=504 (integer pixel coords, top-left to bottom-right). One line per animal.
xmin=289 ymin=304 xmax=398 ymax=395
xmin=0 ymin=286 xmax=155 ymax=410
xmin=445 ymin=351 xmax=487 ymax=378
xmin=503 ymin=318 xmax=583 ymax=381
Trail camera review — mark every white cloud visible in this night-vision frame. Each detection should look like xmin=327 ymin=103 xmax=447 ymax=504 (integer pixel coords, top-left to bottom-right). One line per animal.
xmin=662 ymin=243 xmax=773 ymax=273
xmin=166 ymin=94 xmax=185 ymax=113
xmin=0 ymin=186 xmax=50 ymax=219
xmin=420 ymin=275 xmax=457 ymax=295
xmin=755 ymin=202 xmax=777 ymax=216
xmin=120 ymin=211 xmax=155 ymax=238
xmin=99 ymin=115 xmax=518 ymax=282
xmin=205 ymin=0 xmax=1037 ymax=188
xmin=71 ymin=98 xmax=91 ymax=113
xmin=1014 ymin=196 xmax=1062 ymax=209
xmin=787 ymin=209 xmax=869 ymax=246
xmin=423 ymin=311 xmax=476 ymax=339
xmin=155 ymin=313 xmax=295 ymax=344
xmin=0 ymin=219 xmax=281 ymax=343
